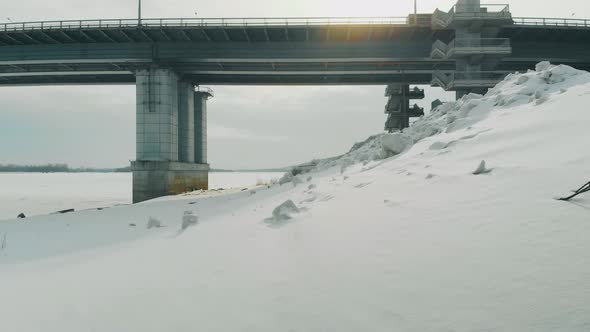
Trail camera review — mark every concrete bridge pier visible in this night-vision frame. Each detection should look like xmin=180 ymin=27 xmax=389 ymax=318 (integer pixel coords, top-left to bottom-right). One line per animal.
xmin=384 ymin=83 xmax=425 ymax=132
xmin=132 ymin=67 xmax=210 ymax=203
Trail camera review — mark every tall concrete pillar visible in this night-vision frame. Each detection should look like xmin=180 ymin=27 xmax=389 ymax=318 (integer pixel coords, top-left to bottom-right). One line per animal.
xmin=178 ymin=81 xmax=195 ymax=163
xmin=194 ymin=91 xmax=210 ymax=164
xmin=132 ymin=68 xmax=209 ymax=203
xmin=135 ymin=68 xmax=179 ymax=161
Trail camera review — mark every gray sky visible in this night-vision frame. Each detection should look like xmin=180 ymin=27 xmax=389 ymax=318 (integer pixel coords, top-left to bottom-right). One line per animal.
xmin=0 ymin=0 xmax=587 ymax=169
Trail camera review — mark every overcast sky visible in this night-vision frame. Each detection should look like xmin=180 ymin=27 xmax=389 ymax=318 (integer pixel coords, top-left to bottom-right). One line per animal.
xmin=0 ymin=0 xmax=587 ymax=169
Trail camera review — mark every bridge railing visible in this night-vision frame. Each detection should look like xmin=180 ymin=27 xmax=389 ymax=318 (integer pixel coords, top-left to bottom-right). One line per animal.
xmin=2 ymin=16 xmax=590 ymax=33
xmin=452 ymin=4 xmax=510 ymax=15
xmin=449 ymin=4 xmax=511 ymax=17
xmin=0 ymin=17 xmax=410 ymax=32
xmin=512 ymin=17 xmax=590 ymax=27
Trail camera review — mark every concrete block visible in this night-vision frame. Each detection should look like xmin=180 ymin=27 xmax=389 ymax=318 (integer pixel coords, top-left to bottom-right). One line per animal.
xmin=132 ymin=161 xmax=209 ymax=203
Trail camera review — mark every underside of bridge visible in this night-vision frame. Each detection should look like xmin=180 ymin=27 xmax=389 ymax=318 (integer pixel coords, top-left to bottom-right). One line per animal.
xmin=1 ymin=0 xmax=590 ymax=201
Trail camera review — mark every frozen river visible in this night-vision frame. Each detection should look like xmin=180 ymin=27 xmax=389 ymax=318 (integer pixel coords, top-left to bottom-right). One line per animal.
xmin=0 ymin=172 xmax=281 ymax=221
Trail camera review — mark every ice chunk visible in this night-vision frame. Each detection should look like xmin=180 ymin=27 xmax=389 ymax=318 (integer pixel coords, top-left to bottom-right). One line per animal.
xmin=381 ymin=133 xmax=413 ymax=157
xmin=536 ymin=61 xmax=552 ymax=72
xmin=265 ymin=200 xmax=300 ymax=227
xmin=278 ymin=172 xmax=294 ymax=185
xmin=181 ymin=211 xmax=199 ymax=231
xmin=472 ymin=160 xmax=492 ymax=175
xmin=272 ymin=200 xmax=299 ymax=220
xmin=147 ymin=217 xmax=162 ymax=229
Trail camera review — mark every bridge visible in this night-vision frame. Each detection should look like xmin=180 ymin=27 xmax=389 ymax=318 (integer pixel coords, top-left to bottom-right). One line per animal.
xmin=2 ymin=0 xmax=590 ymax=202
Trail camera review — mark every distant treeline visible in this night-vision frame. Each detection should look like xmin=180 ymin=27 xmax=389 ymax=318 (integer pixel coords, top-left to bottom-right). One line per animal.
xmin=0 ymin=164 xmax=131 ymax=173
xmin=0 ymin=164 xmax=286 ymax=173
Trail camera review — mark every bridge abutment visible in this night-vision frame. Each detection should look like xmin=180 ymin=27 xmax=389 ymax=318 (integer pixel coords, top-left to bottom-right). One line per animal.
xmin=132 ymin=67 xmax=210 ymax=203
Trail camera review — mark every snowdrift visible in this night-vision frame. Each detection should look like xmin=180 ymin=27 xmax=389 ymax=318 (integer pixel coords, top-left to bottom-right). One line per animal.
xmin=1 ymin=62 xmax=590 ymax=332
xmin=313 ymin=61 xmax=590 ymax=172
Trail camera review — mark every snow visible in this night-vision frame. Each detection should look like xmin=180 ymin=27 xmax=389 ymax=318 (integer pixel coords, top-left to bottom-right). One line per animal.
xmin=1 ymin=63 xmax=590 ymax=331
xmin=264 ymin=199 xmax=301 ymax=227
xmin=380 ymin=132 xmax=413 ymax=157
xmin=0 ymin=171 xmax=281 ymax=220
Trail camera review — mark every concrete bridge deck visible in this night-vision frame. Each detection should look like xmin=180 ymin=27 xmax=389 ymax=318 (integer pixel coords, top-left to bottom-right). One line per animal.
xmin=0 ymin=16 xmax=590 ymax=86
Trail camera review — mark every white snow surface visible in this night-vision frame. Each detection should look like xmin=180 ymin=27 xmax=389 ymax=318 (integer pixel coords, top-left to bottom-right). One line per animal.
xmin=0 ymin=172 xmax=281 ymax=220
xmin=1 ymin=63 xmax=590 ymax=331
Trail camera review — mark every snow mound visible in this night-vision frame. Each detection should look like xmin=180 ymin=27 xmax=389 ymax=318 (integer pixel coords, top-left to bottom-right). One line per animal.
xmin=3 ymin=62 xmax=590 ymax=332
xmin=314 ymin=62 xmax=590 ymax=172
xmin=264 ymin=200 xmax=300 ymax=226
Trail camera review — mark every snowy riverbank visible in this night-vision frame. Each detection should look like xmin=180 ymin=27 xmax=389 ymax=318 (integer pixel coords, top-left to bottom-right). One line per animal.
xmin=1 ymin=62 xmax=589 ymax=331
xmin=0 ymin=172 xmax=281 ymax=220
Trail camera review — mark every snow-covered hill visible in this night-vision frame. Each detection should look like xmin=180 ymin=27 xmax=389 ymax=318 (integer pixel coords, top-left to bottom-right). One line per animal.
xmin=1 ymin=62 xmax=590 ymax=332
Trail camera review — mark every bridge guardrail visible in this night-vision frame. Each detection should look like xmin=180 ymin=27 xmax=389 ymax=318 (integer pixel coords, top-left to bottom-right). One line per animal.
xmin=0 ymin=17 xmax=411 ymax=32
xmin=452 ymin=4 xmax=510 ymax=15
xmin=512 ymin=17 xmax=590 ymax=27
xmin=1 ymin=15 xmax=590 ymax=33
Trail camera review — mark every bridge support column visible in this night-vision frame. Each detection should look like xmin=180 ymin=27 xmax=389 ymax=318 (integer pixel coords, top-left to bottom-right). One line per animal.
xmin=132 ymin=68 xmax=209 ymax=203
xmin=194 ymin=90 xmax=209 ymax=164
xmin=384 ymin=84 xmax=424 ymax=132
xmin=178 ymin=80 xmax=195 ymax=163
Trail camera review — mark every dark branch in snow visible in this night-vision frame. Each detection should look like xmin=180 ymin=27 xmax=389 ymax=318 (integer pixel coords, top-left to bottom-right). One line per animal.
xmin=559 ymin=181 xmax=590 ymax=201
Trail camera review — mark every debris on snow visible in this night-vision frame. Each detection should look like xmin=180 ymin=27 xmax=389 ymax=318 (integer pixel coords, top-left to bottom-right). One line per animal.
xmin=181 ymin=211 xmax=199 ymax=231
xmin=264 ymin=200 xmax=300 ymax=226
xmin=472 ymin=160 xmax=492 ymax=175
xmin=147 ymin=217 xmax=162 ymax=229
xmin=54 ymin=209 xmax=75 ymax=214
xmin=0 ymin=233 xmax=6 ymax=251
